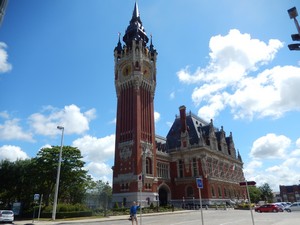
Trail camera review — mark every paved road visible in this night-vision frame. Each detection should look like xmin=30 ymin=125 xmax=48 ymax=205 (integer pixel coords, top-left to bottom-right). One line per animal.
xmin=12 ymin=209 xmax=300 ymax=225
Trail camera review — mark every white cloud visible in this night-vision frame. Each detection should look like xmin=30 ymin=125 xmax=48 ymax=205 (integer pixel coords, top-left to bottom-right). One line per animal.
xmin=244 ymin=160 xmax=262 ymax=176
xmin=72 ymin=134 xmax=115 ymax=163
xmin=0 ymin=42 xmax=12 ymax=73
xmin=250 ymin=133 xmax=291 ymax=159
xmin=176 ymin=29 xmax=300 ymax=121
xmin=29 ymin=104 xmax=96 ymax=136
xmin=291 ymin=149 xmax=300 ymax=157
xmin=0 ymin=111 xmax=9 ymax=119
xmin=295 ymin=137 xmax=300 ymax=148
xmin=154 ymin=111 xmax=160 ymax=123
xmin=72 ymin=134 xmax=115 ymax=183
xmin=85 ymin=161 xmax=112 ymax=183
xmin=0 ymin=145 xmax=29 ymax=161
xmin=0 ymin=118 xmax=34 ymax=142
xmin=169 ymin=91 xmax=175 ymax=100
xmin=244 ymin=158 xmax=300 ymax=191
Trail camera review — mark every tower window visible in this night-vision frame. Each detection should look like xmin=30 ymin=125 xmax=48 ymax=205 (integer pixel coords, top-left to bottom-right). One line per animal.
xmin=192 ymin=158 xmax=198 ymax=177
xmin=146 ymin=157 xmax=152 ymax=174
xmin=135 ymin=61 xmax=139 ymax=69
xmin=157 ymin=162 xmax=169 ymax=179
xmin=178 ymin=160 xmax=184 ymax=178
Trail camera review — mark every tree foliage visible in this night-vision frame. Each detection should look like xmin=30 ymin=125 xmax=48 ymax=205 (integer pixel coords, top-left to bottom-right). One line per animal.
xmin=248 ymin=186 xmax=262 ymax=203
xmin=247 ymin=182 xmax=274 ymax=203
xmin=0 ymin=146 xmax=93 ymax=213
xmin=258 ymin=183 xmax=273 ymax=203
xmin=85 ymin=180 xmax=112 ymax=209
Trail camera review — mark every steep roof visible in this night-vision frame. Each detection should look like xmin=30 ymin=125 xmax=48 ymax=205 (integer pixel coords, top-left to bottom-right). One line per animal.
xmin=122 ymin=2 xmax=149 ymax=48
xmin=166 ymin=111 xmax=211 ymax=150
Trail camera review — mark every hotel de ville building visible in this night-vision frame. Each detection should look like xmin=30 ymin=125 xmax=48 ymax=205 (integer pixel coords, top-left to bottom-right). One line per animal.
xmin=112 ymin=2 xmax=245 ymax=208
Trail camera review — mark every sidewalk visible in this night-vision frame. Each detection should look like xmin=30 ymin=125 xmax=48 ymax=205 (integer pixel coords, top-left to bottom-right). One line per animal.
xmin=14 ymin=210 xmax=192 ymax=225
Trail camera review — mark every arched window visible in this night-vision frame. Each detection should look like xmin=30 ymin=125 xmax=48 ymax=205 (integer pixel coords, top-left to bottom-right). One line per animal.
xmin=218 ymin=186 xmax=222 ymax=198
xmin=178 ymin=160 xmax=184 ymax=178
xmin=211 ymin=186 xmax=215 ymax=197
xmin=146 ymin=157 xmax=152 ymax=174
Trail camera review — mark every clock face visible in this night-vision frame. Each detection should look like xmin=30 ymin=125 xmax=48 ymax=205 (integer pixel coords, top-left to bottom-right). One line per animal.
xmin=122 ymin=64 xmax=132 ymax=77
xmin=119 ymin=146 xmax=132 ymax=160
xmin=143 ymin=66 xmax=151 ymax=79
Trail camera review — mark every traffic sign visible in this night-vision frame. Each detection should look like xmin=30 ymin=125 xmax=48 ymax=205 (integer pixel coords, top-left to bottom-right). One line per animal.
xmin=34 ymin=194 xmax=40 ymax=201
xmin=239 ymin=181 xmax=256 ymax=186
xmin=196 ymin=178 xmax=203 ymax=189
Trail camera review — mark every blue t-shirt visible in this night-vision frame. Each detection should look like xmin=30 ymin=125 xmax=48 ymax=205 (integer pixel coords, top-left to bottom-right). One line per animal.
xmin=130 ymin=205 xmax=140 ymax=215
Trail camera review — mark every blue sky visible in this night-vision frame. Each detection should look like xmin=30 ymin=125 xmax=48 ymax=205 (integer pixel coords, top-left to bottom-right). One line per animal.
xmin=1 ymin=0 xmax=300 ymax=192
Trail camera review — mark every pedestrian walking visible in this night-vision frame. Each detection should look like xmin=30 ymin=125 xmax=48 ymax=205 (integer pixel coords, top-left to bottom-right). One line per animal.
xmin=129 ymin=201 xmax=140 ymax=225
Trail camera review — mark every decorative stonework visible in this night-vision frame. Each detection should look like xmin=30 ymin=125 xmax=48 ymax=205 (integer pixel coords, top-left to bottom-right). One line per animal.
xmin=119 ymin=145 xmax=132 ymax=160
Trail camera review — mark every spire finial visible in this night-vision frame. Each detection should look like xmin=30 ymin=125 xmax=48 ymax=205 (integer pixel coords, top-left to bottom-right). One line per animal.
xmin=133 ymin=1 xmax=139 ymax=19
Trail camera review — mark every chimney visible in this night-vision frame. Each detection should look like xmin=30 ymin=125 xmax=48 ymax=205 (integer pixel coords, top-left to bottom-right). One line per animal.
xmin=179 ymin=105 xmax=187 ymax=133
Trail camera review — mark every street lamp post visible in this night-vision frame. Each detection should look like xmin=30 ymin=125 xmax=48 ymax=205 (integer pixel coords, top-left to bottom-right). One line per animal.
xmin=287 ymin=7 xmax=300 ymax=50
xmin=52 ymin=126 xmax=64 ymax=220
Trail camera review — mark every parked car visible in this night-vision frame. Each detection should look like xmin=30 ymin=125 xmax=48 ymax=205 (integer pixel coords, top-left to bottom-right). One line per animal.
xmin=0 ymin=210 xmax=14 ymax=223
xmin=285 ymin=202 xmax=300 ymax=212
xmin=255 ymin=204 xmax=282 ymax=213
xmin=274 ymin=203 xmax=286 ymax=211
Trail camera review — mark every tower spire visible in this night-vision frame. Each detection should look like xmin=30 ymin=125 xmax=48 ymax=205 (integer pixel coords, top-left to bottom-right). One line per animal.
xmin=123 ymin=1 xmax=149 ymax=48
xmin=132 ymin=1 xmax=139 ymax=19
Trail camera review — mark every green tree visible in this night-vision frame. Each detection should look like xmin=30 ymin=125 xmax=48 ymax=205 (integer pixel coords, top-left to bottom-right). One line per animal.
xmin=85 ymin=180 xmax=112 ymax=210
xmin=248 ymin=186 xmax=262 ymax=203
xmin=0 ymin=146 xmax=92 ymax=213
xmin=258 ymin=183 xmax=273 ymax=203
xmin=33 ymin=146 xmax=92 ymax=206
xmin=0 ymin=159 xmax=35 ymax=210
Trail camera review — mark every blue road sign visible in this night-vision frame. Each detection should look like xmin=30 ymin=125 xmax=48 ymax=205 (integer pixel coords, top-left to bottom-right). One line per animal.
xmin=196 ymin=178 xmax=203 ymax=189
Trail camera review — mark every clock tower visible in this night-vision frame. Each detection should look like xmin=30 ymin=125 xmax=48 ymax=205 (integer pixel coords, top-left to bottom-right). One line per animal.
xmin=112 ymin=2 xmax=158 ymax=206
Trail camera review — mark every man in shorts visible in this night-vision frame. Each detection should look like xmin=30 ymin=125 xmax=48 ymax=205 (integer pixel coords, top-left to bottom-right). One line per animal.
xmin=130 ymin=201 xmax=140 ymax=225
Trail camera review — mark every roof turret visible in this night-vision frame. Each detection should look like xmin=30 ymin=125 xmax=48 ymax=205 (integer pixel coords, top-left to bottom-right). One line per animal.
xmin=114 ymin=32 xmax=123 ymax=54
xmin=123 ymin=2 xmax=149 ymax=48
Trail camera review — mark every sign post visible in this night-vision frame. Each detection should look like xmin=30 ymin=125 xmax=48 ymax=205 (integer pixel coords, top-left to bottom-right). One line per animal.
xmin=32 ymin=194 xmax=40 ymax=223
xmin=240 ymin=181 xmax=256 ymax=225
xmin=138 ymin=174 xmax=143 ymax=225
xmin=196 ymin=177 xmax=204 ymax=225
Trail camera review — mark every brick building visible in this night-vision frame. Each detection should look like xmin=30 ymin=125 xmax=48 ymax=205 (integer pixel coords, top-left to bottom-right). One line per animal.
xmin=280 ymin=185 xmax=300 ymax=203
xmin=112 ymin=2 xmax=245 ymax=208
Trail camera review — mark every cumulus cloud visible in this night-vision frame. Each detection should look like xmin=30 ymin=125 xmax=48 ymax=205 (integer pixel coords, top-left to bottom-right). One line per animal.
xmin=72 ymin=134 xmax=115 ymax=182
xmin=0 ymin=115 xmax=34 ymax=142
xmin=245 ymin=159 xmax=300 ymax=191
xmin=250 ymin=133 xmax=291 ymax=159
xmin=72 ymin=134 xmax=115 ymax=163
xmin=0 ymin=42 xmax=12 ymax=73
xmin=176 ymin=29 xmax=300 ymax=121
xmin=154 ymin=111 xmax=160 ymax=123
xmin=244 ymin=134 xmax=300 ymax=191
xmin=296 ymin=137 xmax=300 ymax=148
xmin=85 ymin=161 xmax=112 ymax=182
xmin=29 ymin=104 xmax=96 ymax=136
xmin=243 ymin=160 xmax=262 ymax=175
xmin=0 ymin=145 xmax=29 ymax=161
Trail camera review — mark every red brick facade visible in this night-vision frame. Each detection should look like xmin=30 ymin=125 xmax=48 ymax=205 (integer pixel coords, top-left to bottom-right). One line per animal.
xmin=112 ymin=3 xmax=245 ymax=208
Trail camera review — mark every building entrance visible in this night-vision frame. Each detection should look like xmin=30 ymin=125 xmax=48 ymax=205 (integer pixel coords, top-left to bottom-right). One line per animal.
xmin=159 ymin=187 xmax=168 ymax=206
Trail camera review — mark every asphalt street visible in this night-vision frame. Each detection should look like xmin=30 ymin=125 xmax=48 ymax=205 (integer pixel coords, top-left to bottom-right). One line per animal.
xmin=10 ymin=209 xmax=300 ymax=225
